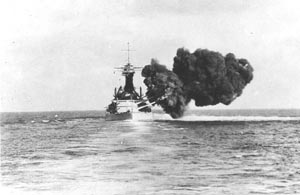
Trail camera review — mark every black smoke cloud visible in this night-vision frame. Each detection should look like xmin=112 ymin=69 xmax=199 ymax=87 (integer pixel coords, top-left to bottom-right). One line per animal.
xmin=142 ymin=59 xmax=187 ymax=118
xmin=142 ymin=48 xmax=254 ymax=118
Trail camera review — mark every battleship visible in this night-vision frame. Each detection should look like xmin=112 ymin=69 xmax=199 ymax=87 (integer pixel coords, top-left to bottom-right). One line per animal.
xmin=105 ymin=44 xmax=154 ymax=121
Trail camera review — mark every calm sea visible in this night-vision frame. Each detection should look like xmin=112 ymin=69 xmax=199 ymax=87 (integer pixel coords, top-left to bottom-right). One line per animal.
xmin=1 ymin=109 xmax=300 ymax=195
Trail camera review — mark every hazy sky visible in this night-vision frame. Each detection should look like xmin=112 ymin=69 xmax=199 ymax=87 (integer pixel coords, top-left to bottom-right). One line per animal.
xmin=1 ymin=0 xmax=300 ymax=112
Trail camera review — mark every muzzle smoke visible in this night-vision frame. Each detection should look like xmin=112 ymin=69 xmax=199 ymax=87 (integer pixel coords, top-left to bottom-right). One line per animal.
xmin=142 ymin=48 xmax=254 ymax=118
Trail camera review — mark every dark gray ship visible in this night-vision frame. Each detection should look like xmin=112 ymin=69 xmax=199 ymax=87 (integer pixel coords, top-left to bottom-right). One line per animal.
xmin=105 ymin=44 xmax=154 ymax=121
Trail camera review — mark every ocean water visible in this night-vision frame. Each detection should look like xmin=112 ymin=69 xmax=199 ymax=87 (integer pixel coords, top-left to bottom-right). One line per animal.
xmin=1 ymin=109 xmax=300 ymax=195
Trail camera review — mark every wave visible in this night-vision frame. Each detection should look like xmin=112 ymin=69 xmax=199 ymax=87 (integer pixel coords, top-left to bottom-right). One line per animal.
xmin=154 ymin=114 xmax=300 ymax=122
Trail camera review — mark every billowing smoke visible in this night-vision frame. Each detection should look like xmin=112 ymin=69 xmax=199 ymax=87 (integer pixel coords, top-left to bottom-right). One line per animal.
xmin=142 ymin=59 xmax=187 ymax=118
xmin=142 ymin=48 xmax=254 ymax=118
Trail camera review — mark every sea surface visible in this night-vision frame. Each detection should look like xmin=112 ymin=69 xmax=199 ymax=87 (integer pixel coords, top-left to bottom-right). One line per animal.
xmin=1 ymin=109 xmax=300 ymax=195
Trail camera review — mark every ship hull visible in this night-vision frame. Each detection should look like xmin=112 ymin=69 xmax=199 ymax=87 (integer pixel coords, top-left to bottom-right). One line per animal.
xmin=105 ymin=112 xmax=133 ymax=121
xmin=105 ymin=111 xmax=153 ymax=121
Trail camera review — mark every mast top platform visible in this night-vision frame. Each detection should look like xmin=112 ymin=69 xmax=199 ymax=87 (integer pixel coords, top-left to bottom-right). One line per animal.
xmin=114 ymin=42 xmax=142 ymax=76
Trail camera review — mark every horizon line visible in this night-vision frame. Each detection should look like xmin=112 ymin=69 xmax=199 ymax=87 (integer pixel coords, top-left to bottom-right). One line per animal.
xmin=1 ymin=108 xmax=300 ymax=113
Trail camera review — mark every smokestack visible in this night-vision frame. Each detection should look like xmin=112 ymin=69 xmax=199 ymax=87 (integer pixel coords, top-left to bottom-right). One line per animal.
xmin=142 ymin=47 xmax=254 ymax=118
